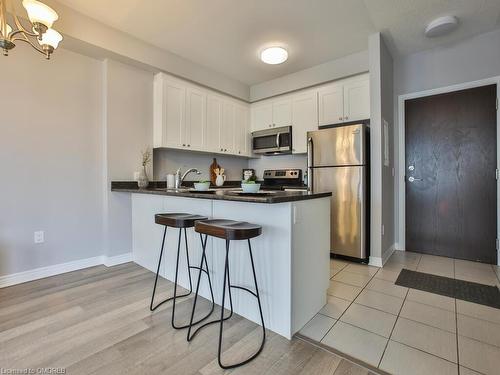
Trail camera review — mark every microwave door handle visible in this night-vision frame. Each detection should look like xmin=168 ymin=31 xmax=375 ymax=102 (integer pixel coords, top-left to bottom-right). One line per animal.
xmin=276 ymin=132 xmax=280 ymax=148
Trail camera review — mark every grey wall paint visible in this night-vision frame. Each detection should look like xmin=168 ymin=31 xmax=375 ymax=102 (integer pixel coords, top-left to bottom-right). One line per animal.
xmin=153 ymin=149 xmax=249 ymax=182
xmin=0 ymin=45 xmax=103 ymax=276
xmin=393 ymin=28 xmax=500 ymax=248
xmin=103 ymin=59 xmax=154 ymax=257
xmin=250 ymin=50 xmax=369 ymax=101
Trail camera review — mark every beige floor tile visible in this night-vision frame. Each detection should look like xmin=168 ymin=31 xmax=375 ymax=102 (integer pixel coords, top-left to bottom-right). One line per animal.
xmin=383 ymin=259 xmax=418 ymax=271
xmin=299 ymin=314 xmax=336 ymax=342
xmin=454 ymin=269 xmax=498 ymax=286
xmin=327 ymin=281 xmax=362 ymax=301
xmin=319 ymin=295 xmax=351 ymax=320
xmin=330 ymin=260 xmax=349 ymax=277
xmin=400 ymin=300 xmax=456 ymax=333
xmin=343 ymin=263 xmax=379 ymax=276
xmin=406 ymin=288 xmax=455 ymax=312
xmin=380 ymin=340 xmax=458 ymax=375
xmin=321 ymin=321 xmax=388 ymax=367
xmin=459 ymin=366 xmax=483 ymax=375
xmin=386 ymin=251 xmax=421 ymax=268
xmin=340 ymin=303 xmax=397 ymax=338
xmin=374 ymin=268 xmax=402 ymax=282
xmin=417 ymin=258 xmax=454 ymax=278
xmin=458 ymin=335 xmax=500 ymax=375
xmin=456 ymin=300 xmax=500 ymax=325
xmin=354 ymin=289 xmax=404 ymax=315
xmin=457 ymin=314 xmax=500 ymax=347
xmin=332 ymin=270 xmax=372 ymax=287
xmin=366 ymin=278 xmax=408 ymax=299
xmin=391 ymin=317 xmax=457 ymax=363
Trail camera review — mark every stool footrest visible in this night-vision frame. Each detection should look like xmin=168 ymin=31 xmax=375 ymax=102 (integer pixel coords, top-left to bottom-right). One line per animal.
xmin=150 ymin=290 xmax=191 ymax=311
xmin=230 ymin=285 xmax=258 ymax=298
xmin=188 ymin=265 xmax=210 ymax=276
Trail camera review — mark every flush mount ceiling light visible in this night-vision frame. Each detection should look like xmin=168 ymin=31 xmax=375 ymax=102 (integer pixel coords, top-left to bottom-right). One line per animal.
xmin=0 ymin=0 xmax=63 ymax=59
xmin=425 ymin=15 xmax=459 ymax=38
xmin=260 ymin=46 xmax=288 ymax=65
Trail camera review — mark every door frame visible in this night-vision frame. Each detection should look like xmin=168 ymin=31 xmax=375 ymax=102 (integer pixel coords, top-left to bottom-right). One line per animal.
xmin=397 ymin=76 xmax=500 ymax=265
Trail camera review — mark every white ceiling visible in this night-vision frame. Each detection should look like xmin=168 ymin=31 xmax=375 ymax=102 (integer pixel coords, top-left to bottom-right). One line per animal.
xmin=58 ymin=0 xmax=500 ymax=85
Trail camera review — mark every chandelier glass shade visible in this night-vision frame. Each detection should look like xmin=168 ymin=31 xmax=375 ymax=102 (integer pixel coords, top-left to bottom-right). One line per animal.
xmin=0 ymin=0 xmax=62 ymax=59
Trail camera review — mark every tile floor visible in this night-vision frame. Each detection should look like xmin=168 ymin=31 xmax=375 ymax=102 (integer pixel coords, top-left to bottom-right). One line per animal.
xmin=299 ymin=251 xmax=500 ymax=375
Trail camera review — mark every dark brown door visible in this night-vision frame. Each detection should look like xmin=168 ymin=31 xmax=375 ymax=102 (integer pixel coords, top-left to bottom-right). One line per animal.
xmin=405 ymin=84 xmax=497 ymax=264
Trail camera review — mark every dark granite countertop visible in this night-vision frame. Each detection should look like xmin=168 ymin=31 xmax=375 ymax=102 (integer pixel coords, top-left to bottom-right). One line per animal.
xmin=111 ymin=181 xmax=331 ymax=204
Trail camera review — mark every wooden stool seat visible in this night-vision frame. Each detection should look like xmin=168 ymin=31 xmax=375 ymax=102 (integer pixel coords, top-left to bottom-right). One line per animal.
xmin=195 ymin=219 xmax=262 ymax=240
xmin=155 ymin=213 xmax=208 ymax=228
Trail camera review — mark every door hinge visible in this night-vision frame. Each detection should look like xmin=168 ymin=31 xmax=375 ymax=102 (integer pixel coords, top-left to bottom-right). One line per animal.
xmin=496 ymin=169 xmax=499 ymax=180
xmin=496 ymin=238 xmax=499 ymax=250
xmin=497 ymin=97 xmax=499 ymax=111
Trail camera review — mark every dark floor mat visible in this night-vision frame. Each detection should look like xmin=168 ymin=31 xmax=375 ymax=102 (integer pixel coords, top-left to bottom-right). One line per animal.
xmin=395 ymin=269 xmax=500 ymax=309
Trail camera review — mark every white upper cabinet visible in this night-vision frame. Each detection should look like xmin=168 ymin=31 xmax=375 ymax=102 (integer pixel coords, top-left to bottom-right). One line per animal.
xmin=343 ymin=78 xmax=370 ymax=123
xmin=234 ymin=104 xmax=250 ymax=156
xmin=251 ymin=102 xmax=273 ymax=132
xmin=291 ymin=90 xmax=318 ymax=154
xmin=318 ymin=73 xmax=370 ymax=126
xmin=185 ymin=87 xmax=206 ymax=150
xmin=206 ymin=94 xmax=223 ymax=153
xmin=272 ymin=98 xmax=292 ymax=127
xmin=154 ymin=72 xmax=250 ymax=157
xmin=318 ymin=82 xmax=344 ymax=126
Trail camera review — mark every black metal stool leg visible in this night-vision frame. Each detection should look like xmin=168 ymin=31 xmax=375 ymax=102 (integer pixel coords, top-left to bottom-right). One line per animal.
xmin=217 ymin=239 xmax=266 ymax=369
xmin=150 ymin=226 xmax=167 ymax=311
xmin=187 ymin=236 xmax=233 ymax=341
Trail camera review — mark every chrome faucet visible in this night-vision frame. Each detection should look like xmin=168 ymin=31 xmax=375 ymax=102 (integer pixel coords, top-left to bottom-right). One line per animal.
xmin=175 ymin=168 xmax=201 ymax=188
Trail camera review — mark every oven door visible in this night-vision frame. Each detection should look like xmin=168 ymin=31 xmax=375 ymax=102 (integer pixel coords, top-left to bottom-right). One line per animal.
xmin=252 ymin=126 xmax=292 ymax=154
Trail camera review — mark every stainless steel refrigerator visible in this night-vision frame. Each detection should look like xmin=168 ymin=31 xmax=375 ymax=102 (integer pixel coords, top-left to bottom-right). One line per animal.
xmin=307 ymin=124 xmax=368 ymax=260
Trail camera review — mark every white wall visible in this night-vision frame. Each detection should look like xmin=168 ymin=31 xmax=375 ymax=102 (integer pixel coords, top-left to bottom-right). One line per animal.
xmin=0 ymin=45 xmax=103 ymax=276
xmin=394 ymin=28 xmax=500 ymax=249
xmin=250 ymin=50 xmax=369 ymax=101
xmin=153 ymin=149 xmax=248 ymax=182
xmin=368 ymin=33 xmax=395 ymax=266
xmin=103 ymin=59 xmax=153 ymax=257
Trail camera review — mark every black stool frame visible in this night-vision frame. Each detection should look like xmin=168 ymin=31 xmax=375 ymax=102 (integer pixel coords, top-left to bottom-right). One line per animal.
xmin=187 ymin=235 xmax=266 ymax=369
xmin=150 ymin=226 xmax=215 ymax=330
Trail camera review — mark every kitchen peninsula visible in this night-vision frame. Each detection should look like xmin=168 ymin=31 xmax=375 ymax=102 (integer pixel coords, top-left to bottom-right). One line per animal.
xmin=112 ymin=183 xmax=331 ymax=339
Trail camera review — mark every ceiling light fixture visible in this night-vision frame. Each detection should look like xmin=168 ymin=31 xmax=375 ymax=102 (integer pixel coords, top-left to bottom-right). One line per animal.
xmin=0 ymin=0 xmax=63 ymax=59
xmin=425 ymin=16 xmax=459 ymax=38
xmin=260 ymin=46 xmax=288 ymax=65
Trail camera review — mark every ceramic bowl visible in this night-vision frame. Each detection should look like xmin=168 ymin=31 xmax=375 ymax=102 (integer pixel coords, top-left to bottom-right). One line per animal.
xmin=194 ymin=182 xmax=210 ymax=191
xmin=241 ymin=182 xmax=261 ymax=193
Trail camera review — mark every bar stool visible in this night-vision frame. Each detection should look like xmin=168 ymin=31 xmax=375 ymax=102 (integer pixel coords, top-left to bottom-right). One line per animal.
xmin=151 ymin=213 xmax=215 ymax=329
xmin=187 ymin=219 xmax=265 ymax=369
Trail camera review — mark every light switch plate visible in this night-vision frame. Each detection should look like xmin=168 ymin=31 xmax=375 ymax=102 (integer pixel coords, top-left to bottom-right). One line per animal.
xmin=34 ymin=231 xmax=44 ymax=244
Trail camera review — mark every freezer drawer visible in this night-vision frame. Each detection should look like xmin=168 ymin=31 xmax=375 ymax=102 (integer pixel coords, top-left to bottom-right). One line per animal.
xmin=307 ymin=124 xmax=366 ymax=167
xmin=313 ymin=166 xmax=366 ymax=258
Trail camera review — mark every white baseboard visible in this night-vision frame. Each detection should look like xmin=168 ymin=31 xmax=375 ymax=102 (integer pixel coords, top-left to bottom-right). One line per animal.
xmin=369 ymin=244 xmax=396 ymax=268
xmin=0 ymin=252 xmax=133 ymax=288
xmin=368 ymin=256 xmax=383 ymax=267
xmin=103 ymin=252 xmax=133 ymax=267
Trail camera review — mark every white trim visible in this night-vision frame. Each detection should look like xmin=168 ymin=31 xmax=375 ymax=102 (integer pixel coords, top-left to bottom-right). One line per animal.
xmin=103 ymin=252 xmax=133 ymax=267
xmin=368 ymin=256 xmax=383 ymax=268
xmin=397 ymin=76 xmax=500 ymax=265
xmin=382 ymin=244 xmax=396 ymax=265
xmin=0 ymin=252 xmax=134 ymax=288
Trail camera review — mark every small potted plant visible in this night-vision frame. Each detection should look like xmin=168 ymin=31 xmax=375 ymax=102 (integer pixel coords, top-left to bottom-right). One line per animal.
xmin=241 ymin=175 xmax=261 ymax=193
xmin=138 ymin=148 xmax=152 ymax=189
xmin=194 ymin=179 xmax=210 ymax=191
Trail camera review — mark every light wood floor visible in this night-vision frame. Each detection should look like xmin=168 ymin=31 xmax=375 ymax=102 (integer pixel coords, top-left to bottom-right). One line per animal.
xmin=0 ymin=262 xmax=376 ymax=375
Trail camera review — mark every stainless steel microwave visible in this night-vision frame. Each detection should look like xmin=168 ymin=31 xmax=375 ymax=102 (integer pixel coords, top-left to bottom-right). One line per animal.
xmin=251 ymin=126 xmax=292 ymax=155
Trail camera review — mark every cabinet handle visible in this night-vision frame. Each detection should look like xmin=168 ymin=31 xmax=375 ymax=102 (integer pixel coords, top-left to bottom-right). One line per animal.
xmin=273 ymin=124 xmax=276 ymax=127
xmin=339 ymin=117 xmax=343 ymax=121
xmin=220 ymin=148 xmax=223 ymax=151
xmin=344 ymin=116 xmax=348 ymax=120
xmin=269 ymin=124 xmax=272 ymax=128
xmin=238 ymin=151 xmax=241 ymax=154
xmin=188 ymin=144 xmax=191 ymax=147
xmin=182 ymin=144 xmax=186 ymax=147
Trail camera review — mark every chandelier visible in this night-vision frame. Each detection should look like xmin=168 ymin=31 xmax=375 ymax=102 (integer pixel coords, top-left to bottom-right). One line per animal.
xmin=0 ymin=0 xmax=62 ymax=59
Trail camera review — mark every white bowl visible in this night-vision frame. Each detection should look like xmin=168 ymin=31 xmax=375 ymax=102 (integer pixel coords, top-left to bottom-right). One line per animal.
xmin=241 ymin=183 xmax=261 ymax=193
xmin=194 ymin=182 xmax=210 ymax=191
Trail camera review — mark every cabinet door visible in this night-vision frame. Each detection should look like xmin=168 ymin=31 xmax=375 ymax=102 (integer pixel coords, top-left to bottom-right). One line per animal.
xmin=272 ymin=98 xmax=292 ymax=127
xmin=206 ymin=94 xmax=223 ymax=153
xmin=251 ymin=102 xmax=272 ymax=131
xmin=164 ymin=79 xmax=186 ymax=147
xmin=292 ymin=91 xmax=318 ymax=154
xmin=221 ymin=100 xmax=235 ymax=153
xmin=234 ymin=104 xmax=249 ymax=156
xmin=185 ymin=87 xmax=206 ymax=150
xmin=343 ymin=78 xmax=370 ymax=123
xmin=318 ymin=83 xmax=344 ymax=126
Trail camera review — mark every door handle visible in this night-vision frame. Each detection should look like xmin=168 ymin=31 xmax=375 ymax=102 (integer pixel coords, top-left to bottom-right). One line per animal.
xmin=307 ymin=137 xmax=313 ymax=192
xmin=408 ymin=176 xmax=422 ymax=182
xmin=276 ymin=132 xmax=280 ymax=148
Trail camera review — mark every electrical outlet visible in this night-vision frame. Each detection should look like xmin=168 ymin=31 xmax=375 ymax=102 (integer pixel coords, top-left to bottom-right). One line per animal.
xmin=34 ymin=231 xmax=44 ymax=244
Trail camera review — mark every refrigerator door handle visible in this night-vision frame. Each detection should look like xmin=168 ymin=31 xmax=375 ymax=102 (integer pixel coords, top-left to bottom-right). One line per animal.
xmin=307 ymin=136 xmax=313 ymax=192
